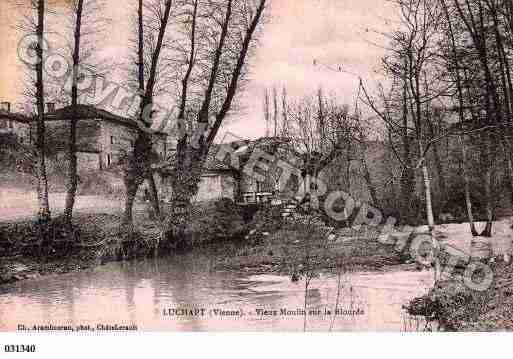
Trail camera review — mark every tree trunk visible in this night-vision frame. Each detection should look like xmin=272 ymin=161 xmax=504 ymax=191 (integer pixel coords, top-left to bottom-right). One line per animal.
xmin=123 ymin=133 xmax=150 ymax=224
xmin=163 ymin=160 xmax=203 ymax=249
xmin=441 ymin=0 xmax=479 ymax=237
xmin=64 ymin=0 xmax=85 ymax=223
xmin=123 ymin=0 xmax=173 ymax=225
xmin=123 ymin=176 xmax=142 ymax=225
xmin=362 ymin=156 xmax=379 ymax=206
xmin=459 ymin=136 xmax=479 ymax=236
xmin=64 ymin=139 xmax=78 ymax=222
xmin=35 ymin=0 xmax=51 ymax=223
xmin=419 ymin=147 xmax=435 ymax=231
xmin=422 ymin=164 xmax=435 ymax=230
xmin=503 ymin=139 xmax=513 ymax=210
xmin=400 ymin=64 xmax=415 ymax=224
xmin=419 ymin=142 xmax=440 ymax=282
xmin=147 ymin=172 xmax=161 ymax=219
xmin=480 ymin=134 xmax=495 ymax=238
xmin=426 ymin=119 xmax=447 ymax=208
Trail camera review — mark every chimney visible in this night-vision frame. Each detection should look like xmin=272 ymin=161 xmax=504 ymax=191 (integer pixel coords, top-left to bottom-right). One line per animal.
xmin=46 ymin=102 xmax=55 ymax=113
xmin=0 ymin=102 xmax=11 ymax=112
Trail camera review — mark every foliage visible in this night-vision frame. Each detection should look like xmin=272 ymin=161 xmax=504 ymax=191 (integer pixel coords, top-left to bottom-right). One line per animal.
xmin=187 ymin=198 xmax=247 ymax=245
xmin=0 ymin=133 xmax=34 ymax=173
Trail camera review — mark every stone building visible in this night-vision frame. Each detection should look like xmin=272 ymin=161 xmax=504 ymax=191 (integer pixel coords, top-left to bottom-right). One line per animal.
xmin=0 ymin=101 xmax=168 ymax=172
xmin=155 ymin=137 xmax=300 ymax=203
xmin=0 ymin=102 xmax=32 ymax=144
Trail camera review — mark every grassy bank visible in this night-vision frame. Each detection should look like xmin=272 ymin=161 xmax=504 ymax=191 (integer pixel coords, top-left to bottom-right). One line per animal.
xmin=213 ymin=224 xmax=406 ymax=276
xmin=0 ymin=201 xmax=410 ymax=287
xmin=406 ymin=261 xmax=513 ymax=331
xmin=0 ymin=198 xmax=249 ymax=285
xmin=0 ymin=213 xmax=158 ymax=285
xmin=210 ymin=206 xmax=408 ymax=278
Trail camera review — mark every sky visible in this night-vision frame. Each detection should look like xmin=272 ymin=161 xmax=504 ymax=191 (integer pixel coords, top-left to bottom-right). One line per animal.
xmin=0 ymin=0 xmax=396 ymax=139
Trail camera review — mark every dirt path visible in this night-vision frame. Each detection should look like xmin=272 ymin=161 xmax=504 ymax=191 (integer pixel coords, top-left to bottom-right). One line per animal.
xmin=0 ymin=188 xmax=128 ymax=222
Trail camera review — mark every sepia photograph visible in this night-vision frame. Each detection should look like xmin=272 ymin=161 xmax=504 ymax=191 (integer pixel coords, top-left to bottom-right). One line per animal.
xmin=1 ymin=0 xmax=513 ymax=355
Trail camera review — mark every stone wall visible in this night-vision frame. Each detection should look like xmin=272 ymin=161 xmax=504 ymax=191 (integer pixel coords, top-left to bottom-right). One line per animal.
xmin=0 ymin=120 xmax=31 ymax=145
xmin=77 ymin=152 xmax=102 ymax=172
xmin=38 ymin=119 xmax=167 ymax=172
xmin=192 ymin=173 xmax=236 ymax=203
xmin=99 ymin=122 xmax=136 ymax=169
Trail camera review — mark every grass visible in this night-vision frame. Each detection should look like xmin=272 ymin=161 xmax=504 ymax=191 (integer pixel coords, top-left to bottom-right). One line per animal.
xmin=0 ymin=198 xmax=250 ymax=285
xmin=0 ymin=201 xmax=409 ymax=289
xmin=406 ymin=260 xmax=513 ymax=331
xmin=0 ymin=212 xmax=161 ymax=285
xmin=213 ymin=219 xmax=405 ymax=276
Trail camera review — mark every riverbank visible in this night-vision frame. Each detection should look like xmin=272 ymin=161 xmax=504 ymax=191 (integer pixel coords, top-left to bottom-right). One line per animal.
xmin=212 ymin=225 xmax=407 ymax=276
xmin=0 ymin=210 xmax=411 ymax=287
xmin=407 ymin=260 xmax=513 ymax=331
xmin=0 ymin=212 xmax=161 ymax=285
xmin=403 ymin=221 xmax=513 ymax=331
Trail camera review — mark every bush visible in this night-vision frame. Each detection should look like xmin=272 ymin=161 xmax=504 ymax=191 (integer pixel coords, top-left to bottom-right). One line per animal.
xmin=240 ymin=203 xmax=260 ymax=223
xmin=190 ymin=198 xmax=247 ymax=244
xmin=0 ymin=217 xmax=80 ymax=259
xmin=77 ymin=170 xmax=125 ymax=198
xmin=441 ymin=182 xmax=485 ymax=221
xmin=252 ymin=204 xmax=284 ymax=231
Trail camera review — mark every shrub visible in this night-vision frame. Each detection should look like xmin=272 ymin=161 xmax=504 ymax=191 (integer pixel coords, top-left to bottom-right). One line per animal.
xmin=185 ymin=198 xmax=247 ymax=245
xmin=251 ymin=204 xmax=285 ymax=231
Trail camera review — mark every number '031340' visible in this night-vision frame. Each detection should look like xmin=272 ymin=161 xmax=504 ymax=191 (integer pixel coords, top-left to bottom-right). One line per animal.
xmin=4 ymin=345 xmax=36 ymax=353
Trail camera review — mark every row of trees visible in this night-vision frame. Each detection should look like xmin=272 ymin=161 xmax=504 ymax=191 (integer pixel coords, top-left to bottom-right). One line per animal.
xmin=10 ymin=0 xmax=513 ymax=242
xmin=5 ymin=0 xmax=267 ymax=241
xmin=259 ymin=0 xmax=513 ymax=240
xmin=260 ymin=86 xmax=378 ymax=218
xmin=360 ymin=0 xmax=513 ymax=236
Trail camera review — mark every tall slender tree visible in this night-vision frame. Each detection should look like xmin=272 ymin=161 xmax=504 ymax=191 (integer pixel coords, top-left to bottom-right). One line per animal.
xmin=35 ymin=0 xmax=51 ymax=223
xmin=63 ymin=0 xmax=85 ymax=223
xmin=124 ymin=0 xmax=174 ymax=224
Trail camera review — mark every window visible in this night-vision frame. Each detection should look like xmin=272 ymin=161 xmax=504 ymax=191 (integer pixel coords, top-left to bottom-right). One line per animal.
xmin=110 ymin=136 xmax=114 ymax=145
xmin=107 ymin=154 xmax=111 ymax=166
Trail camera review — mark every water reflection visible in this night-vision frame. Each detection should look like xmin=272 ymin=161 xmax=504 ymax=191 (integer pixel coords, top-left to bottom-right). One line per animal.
xmin=0 ymin=252 xmax=434 ymax=332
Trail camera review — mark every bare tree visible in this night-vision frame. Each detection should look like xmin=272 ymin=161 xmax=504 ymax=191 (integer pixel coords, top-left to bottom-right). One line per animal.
xmin=448 ymin=0 xmax=509 ymax=236
xmin=123 ymin=0 xmax=175 ymax=224
xmin=263 ymin=88 xmax=270 ymax=136
xmin=35 ymin=0 xmax=51 ymax=222
xmin=362 ymin=0 xmax=445 ymax=233
xmin=272 ymin=86 xmax=278 ymax=136
xmin=62 ymin=0 xmax=108 ymax=223
xmin=281 ymin=89 xmax=370 ymax=211
xmin=161 ymin=0 xmax=267 ymax=243
xmin=16 ymin=0 xmax=53 ymax=223
xmin=439 ymin=0 xmax=479 ymax=235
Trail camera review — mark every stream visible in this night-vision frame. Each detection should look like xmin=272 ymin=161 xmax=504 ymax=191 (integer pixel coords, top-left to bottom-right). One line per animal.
xmin=0 ymin=252 xmax=435 ymax=332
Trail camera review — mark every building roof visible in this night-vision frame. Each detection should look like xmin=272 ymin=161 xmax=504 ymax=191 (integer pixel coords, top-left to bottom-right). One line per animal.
xmin=0 ymin=105 xmax=168 ymax=138
xmin=154 ymin=136 xmax=293 ymax=176
xmin=0 ymin=110 xmax=32 ymax=124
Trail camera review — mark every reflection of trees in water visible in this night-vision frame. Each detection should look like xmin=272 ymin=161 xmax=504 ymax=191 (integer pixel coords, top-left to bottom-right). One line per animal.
xmin=65 ymin=281 xmax=76 ymax=327
xmin=324 ymin=274 xmax=368 ymax=331
xmin=151 ymin=259 xmax=161 ymax=321
xmin=161 ymin=256 xmax=213 ymax=330
xmin=121 ymin=262 xmax=138 ymax=325
xmin=148 ymin=256 xmax=213 ymax=331
xmin=35 ymin=278 xmax=77 ymax=328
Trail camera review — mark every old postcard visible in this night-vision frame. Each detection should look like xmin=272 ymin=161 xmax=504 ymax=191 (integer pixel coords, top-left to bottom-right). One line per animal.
xmin=1 ymin=0 xmax=513 ymax=351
